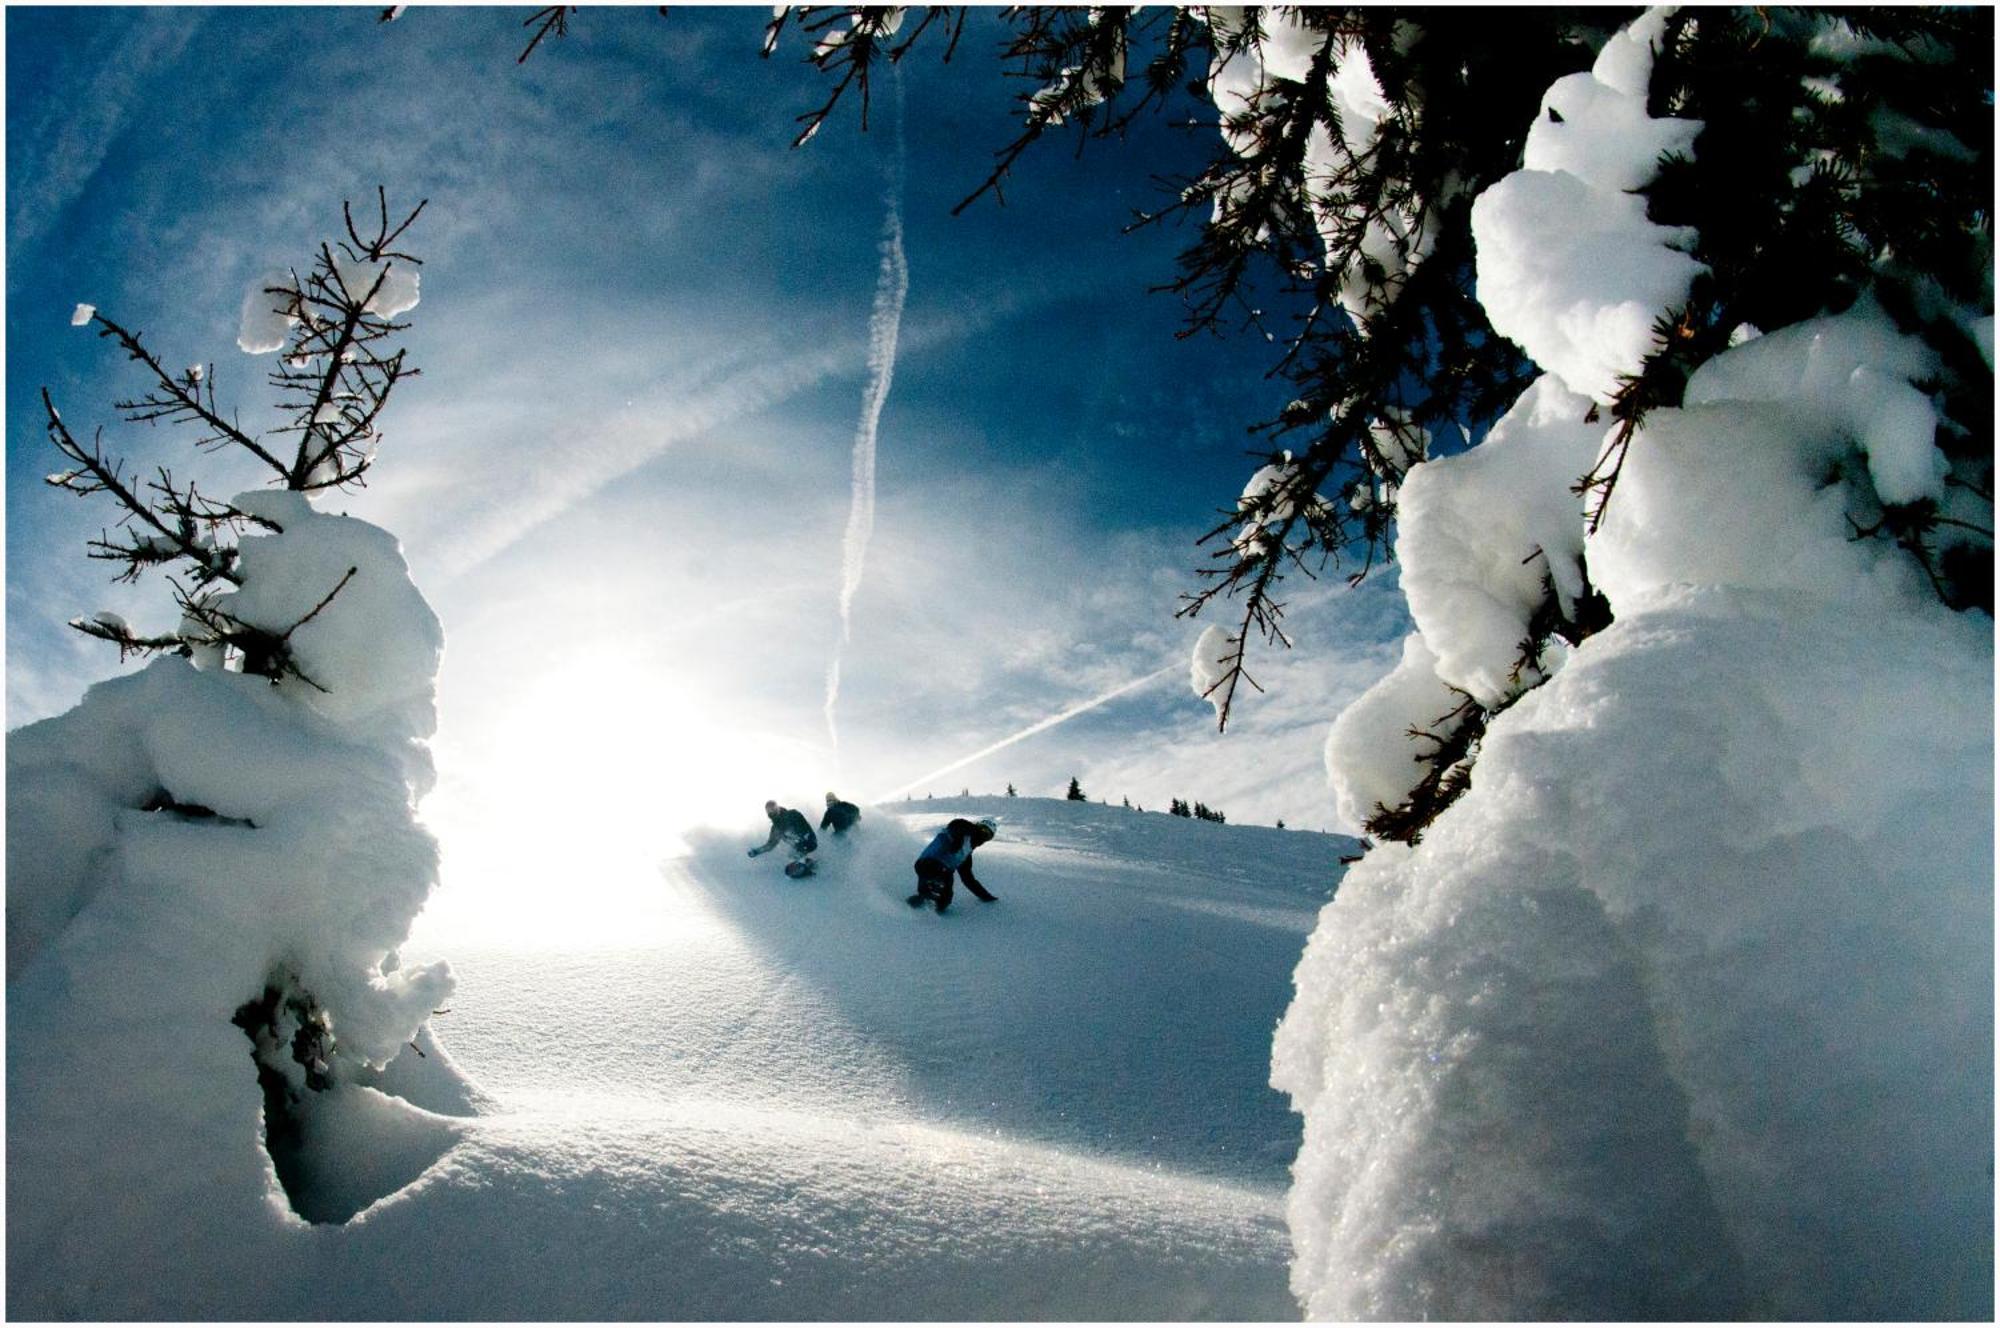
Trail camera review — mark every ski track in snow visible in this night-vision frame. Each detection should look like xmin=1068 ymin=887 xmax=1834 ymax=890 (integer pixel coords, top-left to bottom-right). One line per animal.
xmin=823 ymin=68 xmax=909 ymax=755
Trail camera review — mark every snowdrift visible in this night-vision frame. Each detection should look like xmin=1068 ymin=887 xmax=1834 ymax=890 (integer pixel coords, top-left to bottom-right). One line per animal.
xmin=1287 ymin=592 xmax=1994 ymax=1321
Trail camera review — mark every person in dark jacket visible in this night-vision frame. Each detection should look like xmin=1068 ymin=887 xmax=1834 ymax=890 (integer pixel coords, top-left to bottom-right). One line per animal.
xmin=748 ymin=800 xmax=818 ymax=865
xmin=908 ymin=817 xmax=997 ymax=913
xmin=820 ymin=792 xmax=862 ymax=836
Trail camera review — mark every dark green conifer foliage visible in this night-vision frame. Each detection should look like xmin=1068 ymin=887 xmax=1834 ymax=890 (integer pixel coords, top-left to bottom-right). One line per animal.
xmin=1623 ymin=8 xmax=1994 ymax=611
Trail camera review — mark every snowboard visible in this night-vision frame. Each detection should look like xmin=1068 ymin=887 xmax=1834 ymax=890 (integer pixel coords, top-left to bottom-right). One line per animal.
xmin=907 ymin=879 xmax=947 ymax=912
xmin=785 ymin=858 xmax=818 ymax=879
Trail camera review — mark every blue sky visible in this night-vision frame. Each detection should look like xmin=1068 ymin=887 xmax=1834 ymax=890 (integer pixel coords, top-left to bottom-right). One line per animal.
xmin=7 ymin=7 xmax=1410 ymax=923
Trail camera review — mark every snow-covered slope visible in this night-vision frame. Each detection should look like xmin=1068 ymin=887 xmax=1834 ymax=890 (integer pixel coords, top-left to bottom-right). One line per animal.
xmin=8 ymin=796 xmax=1353 ymax=1319
xmin=687 ymin=796 xmax=1346 ymax=1182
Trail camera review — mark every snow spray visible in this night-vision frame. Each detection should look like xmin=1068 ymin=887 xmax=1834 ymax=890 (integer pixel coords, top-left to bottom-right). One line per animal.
xmin=823 ymin=65 xmax=910 ymax=758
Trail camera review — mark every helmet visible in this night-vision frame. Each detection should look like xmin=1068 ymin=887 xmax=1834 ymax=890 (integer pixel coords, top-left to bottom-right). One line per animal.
xmin=764 ymin=800 xmax=779 ymax=814
xmin=826 ymin=791 xmax=839 ymax=804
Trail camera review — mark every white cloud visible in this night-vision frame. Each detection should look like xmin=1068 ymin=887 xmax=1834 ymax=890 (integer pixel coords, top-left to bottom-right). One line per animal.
xmin=8 ymin=12 xmax=203 ymax=249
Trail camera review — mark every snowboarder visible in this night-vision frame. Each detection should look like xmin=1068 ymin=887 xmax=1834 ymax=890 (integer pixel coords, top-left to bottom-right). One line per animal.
xmin=749 ymin=800 xmax=819 ymax=877
xmin=820 ymin=792 xmax=862 ymax=836
xmin=908 ymin=817 xmax=997 ymax=913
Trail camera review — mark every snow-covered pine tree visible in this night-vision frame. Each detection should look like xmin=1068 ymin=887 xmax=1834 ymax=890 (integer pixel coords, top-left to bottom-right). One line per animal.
xmin=10 ymin=193 xmax=474 ymax=1251
xmin=1065 ymin=775 xmax=1087 ymax=800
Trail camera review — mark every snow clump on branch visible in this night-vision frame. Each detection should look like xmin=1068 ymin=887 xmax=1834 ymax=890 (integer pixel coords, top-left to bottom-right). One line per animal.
xmin=1469 ymin=7 xmax=1705 ymax=402
xmin=1205 ymin=8 xmax=1425 ymax=327
xmin=1188 ymin=622 xmax=1237 ymax=717
xmin=1392 ymin=374 xmax=1601 ymax=708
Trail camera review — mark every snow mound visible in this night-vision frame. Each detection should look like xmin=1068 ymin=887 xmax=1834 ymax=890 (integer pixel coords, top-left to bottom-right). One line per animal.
xmin=8 ymin=494 xmax=465 ymax=1311
xmin=1290 ymin=9 xmax=1992 ymax=1315
xmin=1281 ymin=591 xmax=1992 ymax=1319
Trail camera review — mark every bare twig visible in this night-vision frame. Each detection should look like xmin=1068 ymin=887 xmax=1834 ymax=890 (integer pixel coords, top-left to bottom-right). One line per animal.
xmin=518 ymin=5 xmax=575 ymax=64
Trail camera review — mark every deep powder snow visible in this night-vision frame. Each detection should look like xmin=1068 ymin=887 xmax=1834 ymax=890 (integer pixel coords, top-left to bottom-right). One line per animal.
xmin=9 ymin=796 xmax=1353 ymax=1320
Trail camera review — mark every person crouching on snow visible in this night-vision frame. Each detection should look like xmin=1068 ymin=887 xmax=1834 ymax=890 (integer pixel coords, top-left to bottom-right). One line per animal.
xmin=909 ymin=817 xmax=997 ymax=913
xmin=821 ymin=791 xmax=861 ymax=837
xmin=749 ymin=800 xmax=818 ymax=867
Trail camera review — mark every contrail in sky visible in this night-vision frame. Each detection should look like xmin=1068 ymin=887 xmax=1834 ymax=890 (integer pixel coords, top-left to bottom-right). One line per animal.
xmin=824 ymin=66 xmax=909 ymax=754
xmin=872 ymin=664 xmax=1180 ymax=803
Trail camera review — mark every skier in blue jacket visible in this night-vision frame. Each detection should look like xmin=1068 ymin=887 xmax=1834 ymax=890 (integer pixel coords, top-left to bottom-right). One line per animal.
xmin=908 ymin=817 xmax=998 ymax=913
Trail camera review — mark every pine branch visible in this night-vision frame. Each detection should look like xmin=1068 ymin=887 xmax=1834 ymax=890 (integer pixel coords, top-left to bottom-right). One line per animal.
xmin=42 ymin=189 xmax=424 ymax=675
xmin=93 ymin=315 xmax=293 ymax=478
xmin=775 ymin=6 xmax=931 ymax=146
xmin=43 ymin=390 xmax=245 ymax=588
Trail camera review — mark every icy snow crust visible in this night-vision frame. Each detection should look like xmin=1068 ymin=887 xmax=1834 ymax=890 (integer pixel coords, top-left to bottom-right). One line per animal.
xmin=9 ymin=795 xmax=1355 ymax=1318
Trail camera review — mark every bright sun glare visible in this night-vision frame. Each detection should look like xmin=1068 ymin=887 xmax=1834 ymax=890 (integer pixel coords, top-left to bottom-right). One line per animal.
xmin=410 ymin=646 xmax=836 ymax=950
